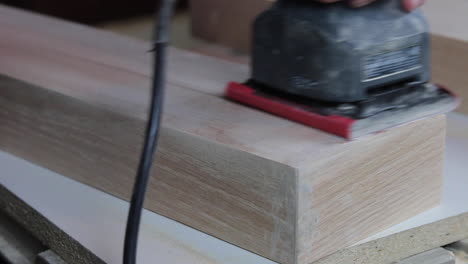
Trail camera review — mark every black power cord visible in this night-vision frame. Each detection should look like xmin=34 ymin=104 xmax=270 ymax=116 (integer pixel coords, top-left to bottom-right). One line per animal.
xmin=123 ymin=1 xmax=175 ymax=264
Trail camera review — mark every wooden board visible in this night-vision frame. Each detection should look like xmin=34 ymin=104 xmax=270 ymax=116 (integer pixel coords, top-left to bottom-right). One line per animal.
xmin=0 ymin=149 xmax=278 ymax=264
xmin=1 ymin=113 xmax=467 ymax=264
xmin=0 ymin=6 xmax=446 ymax=264
xmin=2 ymin=110 xmax=468 ymax=264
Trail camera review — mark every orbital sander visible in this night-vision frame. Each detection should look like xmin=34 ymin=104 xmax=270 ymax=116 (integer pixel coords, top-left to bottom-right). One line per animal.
xmin=225 ymin=0 xmax=459 ymax=139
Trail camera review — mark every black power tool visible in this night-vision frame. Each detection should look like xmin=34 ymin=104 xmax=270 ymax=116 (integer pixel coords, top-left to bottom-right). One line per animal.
xmin=225 ymin=0 xmax=459 ymax=139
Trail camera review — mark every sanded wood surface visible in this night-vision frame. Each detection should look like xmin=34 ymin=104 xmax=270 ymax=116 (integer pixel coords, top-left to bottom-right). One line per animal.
xmin=0 ymin=6 xmax=447 ymax=264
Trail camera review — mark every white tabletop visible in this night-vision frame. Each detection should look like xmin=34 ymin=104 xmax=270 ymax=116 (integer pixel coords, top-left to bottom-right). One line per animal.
xmin=1 ymin=113 xmax=468 ymax=264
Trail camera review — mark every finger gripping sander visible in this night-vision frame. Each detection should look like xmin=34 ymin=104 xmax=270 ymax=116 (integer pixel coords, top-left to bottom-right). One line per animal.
xmin=225 ymin=0 xmax=459 ymax=139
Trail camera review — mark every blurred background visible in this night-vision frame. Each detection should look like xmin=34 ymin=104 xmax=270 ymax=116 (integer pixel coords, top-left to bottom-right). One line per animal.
xmin=0 ymin=0 xmax=263 ymax=60
xmin=0 ymin=0 xmax=183 ymax=23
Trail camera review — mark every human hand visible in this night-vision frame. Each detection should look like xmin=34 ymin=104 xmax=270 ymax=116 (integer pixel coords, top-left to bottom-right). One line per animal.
xmin=316 ymin=0 xmax=425 ymax=12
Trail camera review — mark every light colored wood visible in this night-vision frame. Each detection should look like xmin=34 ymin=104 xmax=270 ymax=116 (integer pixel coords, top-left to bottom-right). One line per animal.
xmin=0 ymin=6 xmax=446 ymax=264
xmin=296 ymin=117 xmax=445 ymax=264
xmin=2 ymin=111 xmax=468 ymax=264
xmin=0 ymin=75 xmax=446 ymax=264
xmin=0 ymin=75 xmax=298 ymax=263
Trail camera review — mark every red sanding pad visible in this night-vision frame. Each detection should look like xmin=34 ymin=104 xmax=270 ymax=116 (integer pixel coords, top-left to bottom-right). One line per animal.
xmin=225 ymin=82 xmax=460 ymax=140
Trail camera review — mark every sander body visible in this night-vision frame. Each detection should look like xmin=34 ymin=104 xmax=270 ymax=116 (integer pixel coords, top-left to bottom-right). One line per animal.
xmin=225 ymin=0 xmax=459 ymax=139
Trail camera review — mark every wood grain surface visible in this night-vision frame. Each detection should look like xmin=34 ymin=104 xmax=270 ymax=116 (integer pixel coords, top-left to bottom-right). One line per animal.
xmin=0 ymin=5 xmax=447 ymax=264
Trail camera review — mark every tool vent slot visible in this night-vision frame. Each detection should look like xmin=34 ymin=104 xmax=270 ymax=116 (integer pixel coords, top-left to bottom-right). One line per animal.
xmin=363 ymin=45 xmax=422 ymax=81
